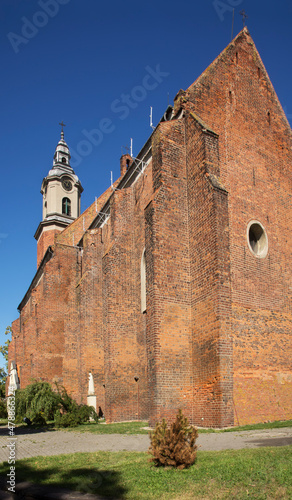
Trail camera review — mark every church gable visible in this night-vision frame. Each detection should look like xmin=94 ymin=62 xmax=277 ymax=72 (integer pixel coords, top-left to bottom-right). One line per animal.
xmin=185 ymin=28 xmax=292 ymax=151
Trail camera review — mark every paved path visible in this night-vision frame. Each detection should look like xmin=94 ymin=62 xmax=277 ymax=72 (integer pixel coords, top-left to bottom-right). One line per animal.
xmin=0 ymin=426 xmax=291 ymax=462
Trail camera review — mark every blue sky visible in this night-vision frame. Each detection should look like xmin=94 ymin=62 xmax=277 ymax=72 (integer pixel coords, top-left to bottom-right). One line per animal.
xmin=0 ymin=0 xmax=291 ymax=368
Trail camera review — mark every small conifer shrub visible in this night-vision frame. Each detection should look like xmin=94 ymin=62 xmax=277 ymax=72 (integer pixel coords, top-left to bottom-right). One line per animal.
xmin=149 ymin=409 xmax=198 ymax=469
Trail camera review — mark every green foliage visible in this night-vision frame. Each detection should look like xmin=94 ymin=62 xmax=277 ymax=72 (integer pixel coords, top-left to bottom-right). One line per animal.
xmin=54 ymin=404 xmax=98 ymax=428
xmin=15 ymin=381 xmax=60 ymax=421
xmin=54 ymin=411 xmax=79 ymax=428
xmin=31 ymin=412 xmax=47 ymax=427
xmin=0 ymin=399 xmax=7 ymax=418
xmin=0 ymin=326 xmax=12 ymax=397
xmin=15 ymin=380 xmax=98 ymax=427
xmin=0 ymin=326 xmax=12 ymax=366
xmin=0 ymin=368 xmax=7 ymax=398
xmin=149 ymin=409 xmax=198 ymax=469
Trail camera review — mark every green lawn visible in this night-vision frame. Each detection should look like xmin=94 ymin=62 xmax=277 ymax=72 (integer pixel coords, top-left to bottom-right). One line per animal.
xmin=63 ymin=419 xmax=292 ymax=435
xmin=66 ymin=420 xmax=150 ymax=434
xmin=1 ymin=447 xmax=291 ymax=499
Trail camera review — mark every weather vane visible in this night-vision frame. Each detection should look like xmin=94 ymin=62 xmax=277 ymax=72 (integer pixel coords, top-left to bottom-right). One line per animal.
xmin=240 ymin=10 xmax=248 ymax=27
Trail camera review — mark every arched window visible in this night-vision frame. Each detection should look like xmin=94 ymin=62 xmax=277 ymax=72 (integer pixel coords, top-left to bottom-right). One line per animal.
xmin=141 ymin=249 xmax=146 ymax=313
xmin=62 ymin=157 xmax=66 ymax=164
xmin=62 ymin=197 xmax=71 ymax=216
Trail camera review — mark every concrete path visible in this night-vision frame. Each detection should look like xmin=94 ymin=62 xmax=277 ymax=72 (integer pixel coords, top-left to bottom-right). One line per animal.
xmin=0 ymin=426 xmax=291 ymax=462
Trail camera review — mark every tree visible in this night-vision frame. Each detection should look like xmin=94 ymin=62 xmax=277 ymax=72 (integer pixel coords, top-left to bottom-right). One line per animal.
xmin=0 ymin=326 xmax=11 ymax=397
xmin=0 ymin=368 xmax=7 ymax=398
xmin=15 ymin=381 xmax=98 ymax=427
xmin=0 ymin=326 xmax=11 ymax=369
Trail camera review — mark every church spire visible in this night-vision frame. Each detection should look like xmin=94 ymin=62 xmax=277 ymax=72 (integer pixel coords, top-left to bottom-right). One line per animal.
xmin=59 ymin=121 xmax=66 ymax=141
xmin=53 ymin=123 xmax=72 ymax=170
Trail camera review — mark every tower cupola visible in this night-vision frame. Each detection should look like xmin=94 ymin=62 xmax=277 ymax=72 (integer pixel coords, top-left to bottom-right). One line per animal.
xmin=34 ymin=125 xmax=83 ymax=267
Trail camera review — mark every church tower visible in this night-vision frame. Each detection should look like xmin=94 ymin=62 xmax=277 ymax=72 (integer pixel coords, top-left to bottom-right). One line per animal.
xmin=34 ymin=125 xmax=83 ymax=267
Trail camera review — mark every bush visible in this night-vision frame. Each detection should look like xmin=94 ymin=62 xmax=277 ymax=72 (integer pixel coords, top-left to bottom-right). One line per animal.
xmin=15 ymin=381 xmax=60 ymax=421
xmin=31 ymin=412 xmax=47 ymax=427
xmin=14 ymin=381 xmax=98 ymax=428
xmin=54 ymin=410 xmax=79 ymax=428
xmin=54 ymin=404 xmax=98 ymax=428
xmin=0 ymin=399 xmax=7 ymax=419
xmin=149 ymin=409 xmax=198 ymax=469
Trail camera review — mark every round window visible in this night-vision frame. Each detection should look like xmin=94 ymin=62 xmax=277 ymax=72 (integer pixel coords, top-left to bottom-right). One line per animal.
xmin=247 ymin=221 xmax=268 ymax=258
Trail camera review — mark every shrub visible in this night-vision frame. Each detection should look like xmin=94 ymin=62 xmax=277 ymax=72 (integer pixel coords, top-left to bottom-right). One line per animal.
xmin=149 ymin=409 xmax=198 ymax=469
xmin=31 ymin=412 xmax=47 ymax=427
xmin=14 ymin=381 xmax=98 ymax=428
xmin=0 ymin=399 xmax=7 ymax=419
xmin=15 ymin=381 xmax=60 ymax=421
xmin=54 ymin=410 xmax=79 ymax=428
xmin=54 ymin=404 xmax=98 ymax=428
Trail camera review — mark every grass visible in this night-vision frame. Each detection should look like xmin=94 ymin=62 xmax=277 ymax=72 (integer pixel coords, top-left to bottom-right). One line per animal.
xmin=65 ymin=420 xmax=150 ymax=434
xmin=63 ymin=419 xmax=292 ymax=435
xmin=198 ymin=419 xmax=292 ymax=434
xmin=2 ymin=418 xmax=292 ymax=435
xmin=0 ymin=447 xmax=291 ymax=499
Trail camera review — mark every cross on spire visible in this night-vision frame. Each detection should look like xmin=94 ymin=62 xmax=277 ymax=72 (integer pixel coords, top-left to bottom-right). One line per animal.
xmin=240 ymin=10 xmax=248 ymax=27
xmin=59 ymin=121 xmax=66 ymax=139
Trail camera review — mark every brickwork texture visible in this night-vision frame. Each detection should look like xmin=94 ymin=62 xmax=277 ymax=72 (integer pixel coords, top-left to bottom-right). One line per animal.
xmin=9 ymin=28 xmax=292 ymax=427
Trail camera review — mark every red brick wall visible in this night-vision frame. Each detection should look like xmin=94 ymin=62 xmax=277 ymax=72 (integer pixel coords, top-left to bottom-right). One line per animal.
xmin=9 ymin=29 xmax=292 ymax=427
xmin=145 ymin=119 xmax=194 ymax=426
xmin=36 ymin=228 xmax=61 ymax=267
xmin=182 ymin=28 xmax=292 ymax=424
xmin=11 ymin=244 xmax=81 ymax=392
xmin=184 ymin=114 xmax=233 ymax=427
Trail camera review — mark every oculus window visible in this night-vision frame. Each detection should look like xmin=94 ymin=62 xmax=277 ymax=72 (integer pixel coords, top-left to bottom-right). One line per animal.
xmin=247 ymin=221 xmax=268 ymax=258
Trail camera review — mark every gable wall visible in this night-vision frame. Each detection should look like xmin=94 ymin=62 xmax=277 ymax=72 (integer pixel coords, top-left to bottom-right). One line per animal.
xmin=184 ymin=30 xmax=292 ymax=423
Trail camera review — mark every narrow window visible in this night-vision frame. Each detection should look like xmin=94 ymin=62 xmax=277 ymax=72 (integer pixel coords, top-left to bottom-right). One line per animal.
xmin=62 ymin=157 xmax=66 ymax=164
xmin=141 ymin=249 xmax=146 ymax=313
xmin=267 ymin=111 xmax=271 ymax=125
xmin=62 ymin=197 xmax=71 ymax=216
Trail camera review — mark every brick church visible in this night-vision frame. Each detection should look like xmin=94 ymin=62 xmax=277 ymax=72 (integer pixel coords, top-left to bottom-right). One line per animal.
xmin=9 ymin=28 xmax=292 ymax=427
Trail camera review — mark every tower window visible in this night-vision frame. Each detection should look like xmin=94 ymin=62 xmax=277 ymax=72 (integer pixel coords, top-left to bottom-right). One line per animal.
xmin=62 ymin=197 xmax=71 ymax=216
xmin=62 ymin=157 xmax=66 ymax=164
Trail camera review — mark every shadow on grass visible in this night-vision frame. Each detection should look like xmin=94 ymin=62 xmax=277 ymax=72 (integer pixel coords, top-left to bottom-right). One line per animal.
xmin=0 ymin=461 xmax=127 ymax=498
xmin=0 ymin=424 xmax=56 ymax=436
